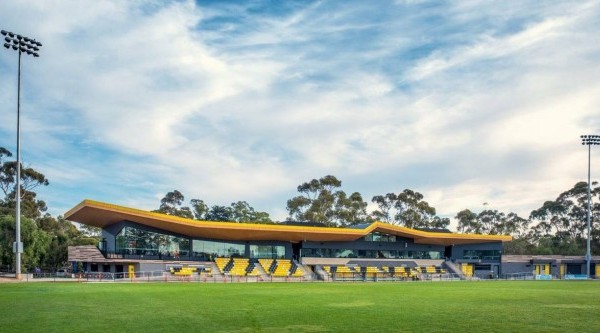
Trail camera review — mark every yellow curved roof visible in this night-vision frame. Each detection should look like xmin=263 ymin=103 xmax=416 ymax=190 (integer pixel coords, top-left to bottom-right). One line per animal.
xmin=65 ymin=199 xmax=512 ymax=246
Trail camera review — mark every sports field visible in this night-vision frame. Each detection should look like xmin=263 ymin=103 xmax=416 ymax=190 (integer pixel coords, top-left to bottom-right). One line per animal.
xmin=1 ymin=281 xmax=599 ymax=332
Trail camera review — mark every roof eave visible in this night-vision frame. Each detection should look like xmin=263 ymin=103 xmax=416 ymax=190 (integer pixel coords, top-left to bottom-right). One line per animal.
xmin=65 ymin=200 xmax=511 ymax=244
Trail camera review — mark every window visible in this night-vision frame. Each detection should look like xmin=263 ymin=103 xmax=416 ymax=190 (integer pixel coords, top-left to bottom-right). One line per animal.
xmin=115 ymin=226 xmax=190 ymax=257
xmin=463 ymin=250 xmax=501 ymax=261
xmin=336 ymin=249 xmax=357 ymax=258
xmin=398 ymin=250 xmax=442 ymax=259
xmin=416 ymin=251 xmax=442 ymax=259
xmin=378 ymin=250 xmax=397 ymax=259
xmin=304 ymin=248 xmax=398 ymax=258
xmin=356 ymin=250 xmax=371 ymax=258
xmin=192 ymin=240 xmax=245 ymax=258
xmin=302 ymin=247 xmax=440 ymax=259
xmin=250 ymin=245 xmax=285 ymax=259
xmin=364 ymin=232 xmax=396 ymax=242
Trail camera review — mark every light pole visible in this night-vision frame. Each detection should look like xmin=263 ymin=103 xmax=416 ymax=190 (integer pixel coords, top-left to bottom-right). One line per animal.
xmin=581 ymin=134 xmax=599 ymax=279
xmin=2 ymin=30 xmax=42 ymax=279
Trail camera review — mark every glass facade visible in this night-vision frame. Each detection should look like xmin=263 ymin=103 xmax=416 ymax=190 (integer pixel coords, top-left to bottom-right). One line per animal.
xmin=303 ymin=248 xmax=442 ymax=259
xmin=115 ymin=226 xmax=190 ymax=257
xmin=249 ymin=245 xmax=285 ymax=259
xmin=192 ymin=240 xmax=245 ymax=259
xmin=114 ymin=225 xmax=255 ymax=260
xmin=403 ymin=251 xmax=442 ymax=260
xmin=463 ymin=250 xmax=501 ymax=261
xmin=364 ymin=232 xmax=396 ymax=242
xmin=108 ymin=223 xmax=465 ymax=262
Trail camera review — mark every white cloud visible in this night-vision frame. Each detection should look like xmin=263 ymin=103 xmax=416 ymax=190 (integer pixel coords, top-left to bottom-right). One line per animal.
xmin=1 ymin=0 xmax=600 ymax=225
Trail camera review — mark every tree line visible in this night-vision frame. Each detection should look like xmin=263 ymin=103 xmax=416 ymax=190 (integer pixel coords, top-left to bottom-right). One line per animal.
xmin=0 ymin=148 xmax=97 ymax=272
xmin=158 ymin=175 xmax=452 ymax=229
xmin=1 ymin=145 xmax=599 ymax=271
xmin=160 ymin=174 xmax=600 ymax=256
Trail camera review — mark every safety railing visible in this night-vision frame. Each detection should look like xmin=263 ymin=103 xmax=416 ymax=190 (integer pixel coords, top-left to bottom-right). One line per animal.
xmin=5 ymin=269 xmax=571 ymax=283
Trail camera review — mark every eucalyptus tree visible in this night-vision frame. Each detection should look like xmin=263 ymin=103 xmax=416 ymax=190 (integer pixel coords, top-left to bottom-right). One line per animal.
xmin=529 ymin=182 xmax=598 ymax=241
xmin=154 ymin=190 xmax=194 ymax=219
xmin=287 ymin=175 xmax=368 ymax=226
xmin=371 ymin=189 xmax=449 ymax=229
xmin=159 ymin=192 xmax=273 ymax=223
xmin=456 ymin=209 xmax=529 ymax=236
xmin=0 ymin=147 xmax=49 ymax=219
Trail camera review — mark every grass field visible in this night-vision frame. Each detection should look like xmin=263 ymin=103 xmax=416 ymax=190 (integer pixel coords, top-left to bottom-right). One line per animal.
xmin=1 ymin=281 xmax=599 ymax=332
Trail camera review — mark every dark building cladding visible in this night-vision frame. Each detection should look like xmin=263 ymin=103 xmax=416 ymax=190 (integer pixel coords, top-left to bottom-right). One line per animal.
xmin=64 ymin=200 xmax=514 ymax=275
xmin=78 ymin=200 xmax=600 ymax=278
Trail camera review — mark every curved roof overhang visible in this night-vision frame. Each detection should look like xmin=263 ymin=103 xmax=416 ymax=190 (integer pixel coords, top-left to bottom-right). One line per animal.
xmin=65 ymin=200 xmax=512 ymax=246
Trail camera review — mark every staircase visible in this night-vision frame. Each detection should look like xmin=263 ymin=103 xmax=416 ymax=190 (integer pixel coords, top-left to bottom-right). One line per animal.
xmin=292 ymin=260 xmax=313 ymax=280
xmin=207 ymin=261 xmax=225 ymax=279
xmin=442 ymin=260 xmax=465 ymax=280
xmin=253 ymin=261 xmax=270 ymax=280
xmin=314 ymin=265 xmax=330 ymax=281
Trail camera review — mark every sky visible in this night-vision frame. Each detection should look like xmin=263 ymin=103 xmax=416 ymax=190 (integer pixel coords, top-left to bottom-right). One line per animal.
xmin=0 ymin=0 xmax=599 ymax=229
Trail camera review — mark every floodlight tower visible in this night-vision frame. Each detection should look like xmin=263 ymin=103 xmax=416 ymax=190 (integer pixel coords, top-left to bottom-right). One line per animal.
xmin=581 ymin=134 xmax=600 ymax=279
xmin=2 ymin=29 xmax=42 ymax=279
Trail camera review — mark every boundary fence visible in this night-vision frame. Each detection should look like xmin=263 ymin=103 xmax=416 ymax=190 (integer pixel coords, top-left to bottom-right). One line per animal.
xmin=24 ymin=271 xmax=316 ymax=283
xmin=1 ymin=270 xmax=593 ymax=283
xmin=321 ymin=272 xmax=464 ymax=282
xmin=499 ymin=272 xmax=535 ymax=280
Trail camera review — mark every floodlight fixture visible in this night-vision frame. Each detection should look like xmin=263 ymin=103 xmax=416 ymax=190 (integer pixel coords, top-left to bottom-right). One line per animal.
xmin=1 ymin=30 xmax=42 ymax=58
xmin=581 ymin=134 xmax=600 ymax=279
xmin=1 ymin=29 xmax=42 ymax=280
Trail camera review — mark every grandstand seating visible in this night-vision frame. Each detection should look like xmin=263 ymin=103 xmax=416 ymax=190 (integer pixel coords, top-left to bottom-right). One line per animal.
xmin=364 ymin=266 xmax=384 ymax=278
xmin=272 ymin=260 xmax=291 ymax=277
xmin=258 ymin=259 xmax=304 ymax=277
xmin=214 ymin=257 xmax=259 ymax=276
xmin=163 ymin=258 xmax=449 ymax=282
xmin=321 ymin=264 xmax=446 ymax=280
xmin=326 ymin=265 xmax=359 ymax=278
xmin=214 ymin=257 xmax=229 ymax=274
xmin=229 ymin=258 xmax=251 ymax=276
xmin=390 ymin=266 xmax=409 ymax=278
xmin=168 ymin=266 xmax=197 ymax=276
xmin=290 ymin=262 xmax=304 ymax=277
xmin=216 ymin=260 xmax=450 ymax=280
xmin=245 ymin=261 xmax=260 ymax=276
xmin=419 ymin=265 xmax=447 ymax=275
xmin=258 ymin=259 xmax=275 ymax=274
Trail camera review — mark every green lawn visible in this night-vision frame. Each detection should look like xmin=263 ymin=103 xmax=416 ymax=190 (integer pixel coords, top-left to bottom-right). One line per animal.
xmin=1 ymin=281 xmax=599 ymax=332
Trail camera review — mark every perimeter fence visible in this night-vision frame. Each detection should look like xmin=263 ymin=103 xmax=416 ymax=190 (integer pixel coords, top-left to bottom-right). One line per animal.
xmin=0 ymin=270 xmax=581 ymax=283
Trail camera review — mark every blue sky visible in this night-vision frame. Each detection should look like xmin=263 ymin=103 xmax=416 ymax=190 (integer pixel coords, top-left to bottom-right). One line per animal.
xmin=1 ymin=0 xmax=599 ymax=228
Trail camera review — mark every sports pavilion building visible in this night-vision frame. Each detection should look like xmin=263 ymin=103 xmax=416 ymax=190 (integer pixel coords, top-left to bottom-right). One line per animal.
xmin=65 ymin=200 xmax=522 ymax=280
